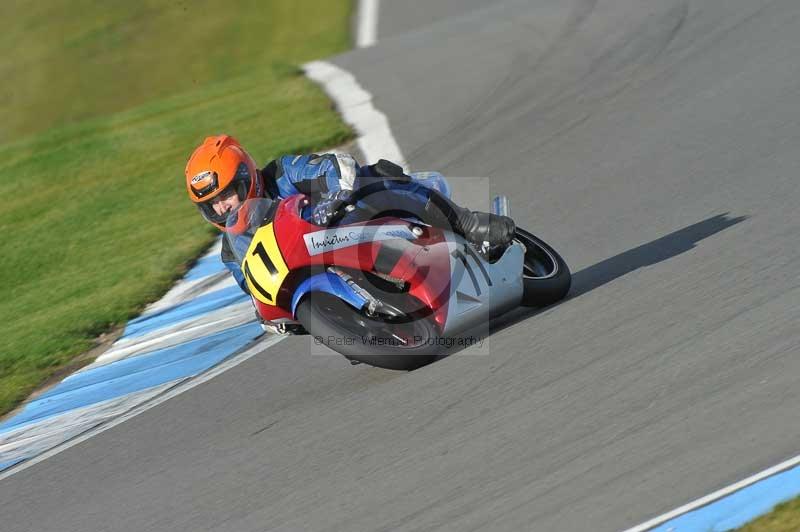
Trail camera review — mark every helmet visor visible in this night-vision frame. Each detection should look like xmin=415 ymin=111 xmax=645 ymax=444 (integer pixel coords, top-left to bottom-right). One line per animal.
xmin=197 ymin=185 xmax=239 ymax=226
xmin=195 ymin=163 xmax=252 ymax=226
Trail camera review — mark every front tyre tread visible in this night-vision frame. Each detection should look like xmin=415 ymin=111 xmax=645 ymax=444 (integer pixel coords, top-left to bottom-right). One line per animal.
xmin=515 ymin=228 xmax=571 ymax=307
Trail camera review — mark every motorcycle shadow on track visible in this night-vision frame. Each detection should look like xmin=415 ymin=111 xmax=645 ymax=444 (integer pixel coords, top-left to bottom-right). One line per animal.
xmin=485 ymin=212 xmax=748 ymax=338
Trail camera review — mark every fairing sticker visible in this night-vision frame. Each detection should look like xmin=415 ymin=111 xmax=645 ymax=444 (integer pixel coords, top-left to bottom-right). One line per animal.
xmin=303 ymin=224 xmax=416 ymax=256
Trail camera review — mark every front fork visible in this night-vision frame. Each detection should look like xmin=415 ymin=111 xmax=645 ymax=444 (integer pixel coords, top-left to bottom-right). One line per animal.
xmin=492 ymin=195 xmax=510 ymax=217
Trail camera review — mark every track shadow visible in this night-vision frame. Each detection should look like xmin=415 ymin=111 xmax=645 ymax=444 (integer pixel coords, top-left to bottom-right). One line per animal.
xmin=488 ymin=212 xmax=748 ymax=334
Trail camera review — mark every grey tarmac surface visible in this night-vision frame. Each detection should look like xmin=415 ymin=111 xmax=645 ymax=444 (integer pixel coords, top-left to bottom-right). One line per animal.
xmin=376 ymin=0 xmax=490 ymax=40
xmin=3 ymin=0 xmax=800 ymax=531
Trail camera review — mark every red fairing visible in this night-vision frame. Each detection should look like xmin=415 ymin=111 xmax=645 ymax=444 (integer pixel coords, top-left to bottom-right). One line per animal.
xmin=403 ymin=232 xmax=453 ymax=331
xmin=253 ymin=298 xmax=292 ymax=323
xmin=258 ymin=195 xmax=453 ymax=330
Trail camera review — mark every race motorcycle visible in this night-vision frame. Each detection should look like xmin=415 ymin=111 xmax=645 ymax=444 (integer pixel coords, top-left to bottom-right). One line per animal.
xmin=225 ymin=172 xmax=571 ymax=371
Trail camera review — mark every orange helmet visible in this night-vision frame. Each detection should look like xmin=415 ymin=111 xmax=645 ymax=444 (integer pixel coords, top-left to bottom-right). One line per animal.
xmin=185 ymin=135 xmax=264 ymax=230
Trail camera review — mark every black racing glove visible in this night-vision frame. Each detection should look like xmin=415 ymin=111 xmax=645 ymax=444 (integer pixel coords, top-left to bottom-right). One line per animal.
xmin=312 ymin=189 xmax=353 ymax=226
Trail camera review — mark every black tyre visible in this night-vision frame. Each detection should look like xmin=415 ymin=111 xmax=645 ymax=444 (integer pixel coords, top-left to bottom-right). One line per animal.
xmin=515 ymin=228 xmax=571 ymax=306
xmin=295 ymin=292 xmax=441 ymax=371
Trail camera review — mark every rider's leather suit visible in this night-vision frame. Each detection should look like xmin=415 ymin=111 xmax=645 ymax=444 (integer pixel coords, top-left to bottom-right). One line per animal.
xmin=221 ymin=153 xmax=513 ymax=294
xmin=221 ymin=153 xmax=421 ymax=292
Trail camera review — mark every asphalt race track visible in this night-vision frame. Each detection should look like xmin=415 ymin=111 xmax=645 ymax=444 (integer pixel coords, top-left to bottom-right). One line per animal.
xmin=3 ymin=1 xmax=800 ymax=530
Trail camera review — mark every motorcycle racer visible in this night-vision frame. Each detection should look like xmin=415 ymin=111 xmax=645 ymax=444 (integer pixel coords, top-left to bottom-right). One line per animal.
xmin=184 ymin=135 xmax=515 ymax=293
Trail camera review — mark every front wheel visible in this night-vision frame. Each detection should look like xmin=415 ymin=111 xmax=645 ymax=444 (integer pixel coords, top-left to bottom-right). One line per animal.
xmin=295 ymin=292 xmax=441 ymax=371
xmin=514 ymin=228 xmax=571 ymax=306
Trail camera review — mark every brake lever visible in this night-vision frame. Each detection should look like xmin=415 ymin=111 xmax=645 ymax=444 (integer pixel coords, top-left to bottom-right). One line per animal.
xmin=325 ymin=200 xmax=356 ymax=226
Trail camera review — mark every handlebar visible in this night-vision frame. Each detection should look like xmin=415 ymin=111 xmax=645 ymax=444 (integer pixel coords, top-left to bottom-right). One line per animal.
xmin=326 ymin=177 xmax=413 ymax=225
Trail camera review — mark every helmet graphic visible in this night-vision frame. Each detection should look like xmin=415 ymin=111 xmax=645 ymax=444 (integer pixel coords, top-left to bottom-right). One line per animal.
xmin=185 ymin=135 xmax=263 ymax=230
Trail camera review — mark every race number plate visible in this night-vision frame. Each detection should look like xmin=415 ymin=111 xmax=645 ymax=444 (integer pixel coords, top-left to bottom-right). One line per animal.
xmin=242 ymin=223 xmax=289 ymax=306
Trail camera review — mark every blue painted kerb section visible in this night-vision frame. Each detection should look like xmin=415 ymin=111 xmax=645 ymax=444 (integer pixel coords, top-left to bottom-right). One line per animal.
xmin=0 ymin=458 xmax=24 ymax=471
xmin=0 ymin=322 xmax=262 ymax=435
xmin=652 ymin=464 xmax=800 ymax=531
xmin=0 ymin=247 xmax=265 ymax=474
xmin=182 ymin=254 xmax=227 ymax=281
xmin=122 ymin=285 xmax=249 ymax=340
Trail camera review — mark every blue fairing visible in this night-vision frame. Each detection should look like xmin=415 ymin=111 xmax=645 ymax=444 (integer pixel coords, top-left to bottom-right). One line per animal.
xmin=291 ymin=272 xmax=367 ymax=317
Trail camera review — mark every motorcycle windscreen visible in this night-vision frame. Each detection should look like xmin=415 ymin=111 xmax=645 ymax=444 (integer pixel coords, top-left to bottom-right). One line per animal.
xmin=224 ymin=198 xmax=277 ymax=265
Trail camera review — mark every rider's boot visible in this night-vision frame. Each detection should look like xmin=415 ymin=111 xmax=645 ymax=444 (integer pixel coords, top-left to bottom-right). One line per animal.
xmin=423 ymin=191 xmax=516 ymax=253
xmin=460 ymin=210 xmax=516 ymax=251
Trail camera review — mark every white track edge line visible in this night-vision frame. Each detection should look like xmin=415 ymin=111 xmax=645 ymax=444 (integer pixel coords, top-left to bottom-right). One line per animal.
xmin=624 ymin=452 xmax=800 ymax=531
xmin=0 ymin=335 xmax=284 ymax=481
xmin=356 ymin=0 xmax=379 ymax=48
xmin=303 ymin=60 xmax=407 ymax=168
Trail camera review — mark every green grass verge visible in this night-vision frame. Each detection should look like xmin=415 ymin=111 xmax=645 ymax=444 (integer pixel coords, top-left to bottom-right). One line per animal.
xmin=737 ymin=497 xmax=800 ymax=531
xmin=0 ymin=0 xmax=353 ymax=416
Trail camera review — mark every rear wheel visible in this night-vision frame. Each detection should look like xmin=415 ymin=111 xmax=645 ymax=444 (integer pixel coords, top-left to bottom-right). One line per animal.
xmin=514 ymin=228 xmax=571 ymax=306
xmin=295 ymin=292 xmax=441 ymax=371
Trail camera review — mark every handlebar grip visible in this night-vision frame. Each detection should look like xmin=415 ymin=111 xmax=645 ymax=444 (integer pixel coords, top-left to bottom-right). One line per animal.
xmin=326 ymin=178 xmax=411 ymax=225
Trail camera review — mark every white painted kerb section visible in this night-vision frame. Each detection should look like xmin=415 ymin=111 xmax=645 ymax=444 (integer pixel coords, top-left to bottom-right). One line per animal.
xmin=303 ymin=60 xmax=408 ymax=169
xmin=357 ymin=0 xmax=379 ymax=48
